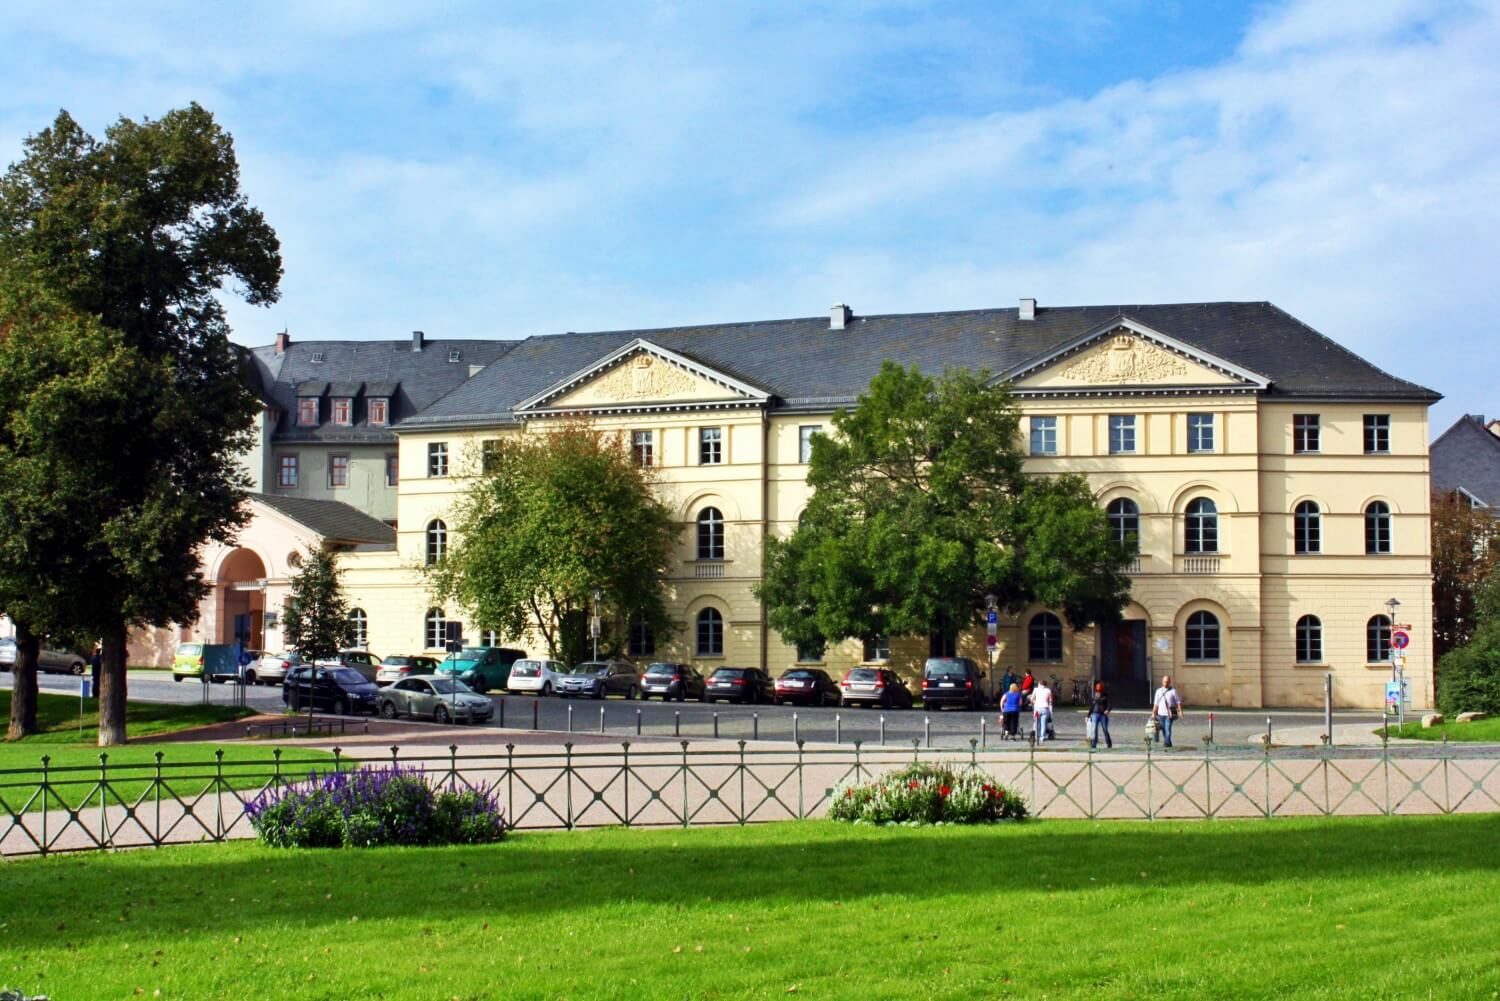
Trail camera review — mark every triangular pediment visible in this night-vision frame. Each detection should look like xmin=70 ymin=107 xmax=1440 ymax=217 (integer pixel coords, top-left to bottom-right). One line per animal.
xmin=999 ymin=318 xmax=1270 ymax=395
xmin=515 ymin=339 xmax=771 ymax=417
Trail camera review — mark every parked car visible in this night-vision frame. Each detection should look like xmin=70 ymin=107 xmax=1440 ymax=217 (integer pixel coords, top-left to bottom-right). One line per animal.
xmin=436 ymin=646 xmax=526 ymax=693
xmin=0 ymin=637 xmax=14 ymax=668
xmin=921 ymin=657 xmax=987 ymax=711
xmin=556 ymin=659 xmax=641 ymax=699
xmin=0 ymin=639 xmax=89 ymax=675
xmin=315 ymin=649 xmax=383 ymax=682
xmin=704 ymin=667 xmax=775 ymax=704
xmin=377 ymin=675 xmax=494 ymax=725
xmin=840 ymin=666 xmax=914 ymax=709
xmin=375 ymin=655 xmax=442 ymax=686
xmin=639 ymin=662 xmax=706 ymax=702
xmin=505 ymin=658 xmax=569 ymax=696
xmin=172 ymin=642 xmax=243 ymax=683
xmin=281 ymin=666 xmax=380 ymax=715
xmin=774 ymin=668 xmax=841 ymax=707
xmin=243 ymin=651 xmax=304 ymax=686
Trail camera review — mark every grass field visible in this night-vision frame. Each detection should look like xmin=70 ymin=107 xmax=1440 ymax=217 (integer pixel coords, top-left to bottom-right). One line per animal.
xmin=1389 ymin=716 xmax=1500 ymax=742
xmin=0 ymin=690 xmax=327 ymax=811
xmin=2 ymin=814 xmax=1498 ymax=1000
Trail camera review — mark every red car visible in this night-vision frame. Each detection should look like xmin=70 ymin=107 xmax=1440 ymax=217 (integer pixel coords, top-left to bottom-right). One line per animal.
xmin=774 ymin=668 xmax=842 ymax=707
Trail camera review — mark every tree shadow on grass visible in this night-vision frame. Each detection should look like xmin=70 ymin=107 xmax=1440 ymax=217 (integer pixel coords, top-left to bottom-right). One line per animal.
xmin=8 ymin=813 xmax=1500 ymax=949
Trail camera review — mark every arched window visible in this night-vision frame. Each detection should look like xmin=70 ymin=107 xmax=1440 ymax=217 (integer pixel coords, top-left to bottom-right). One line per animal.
xmin=1107 ymin=498 xmax=1140 ymax=547
xmin=1185 ymin=611 xmax=1220 ymax=661
xmin=347 ymin=608 xmax=368 ymax=649
xmin=1367 ymin=614 xmax=1392 ymax=662
xmin=1028 ymin=612 xmax=1063 ymax=662
xmin=1296 ymin=615 xmax=1322 ymax=663
xmin=696 ymin=607 xmax=724 ymax=656
xmin=1365 ymin=502 xmax=1392 ymax=554
xmin=425 ymin=519 xmax=447 ymax=565
xmin=425 ymin=608 xmax=447 ymax=650
xmin=1185 ymin=498 xmax=1219 ymax=554
xmin=697 ymin=507 xmax=724 ymax=561
xmin=1294 ymin=501 xmax=1321 ymax=555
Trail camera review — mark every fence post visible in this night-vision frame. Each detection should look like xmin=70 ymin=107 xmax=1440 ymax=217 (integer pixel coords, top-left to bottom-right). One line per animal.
xmin=100 ymin=752 xmax=112 ymax=848
xmin=621 ymin=741 xmax=631 ymax=826
xmin=1087 ymin=743 xmax=1095 ymax=819
xmin=912 ymin=737 xmax=920 ymax=764
xmin=1442 ymin=735 xmax=1452 ymax=814
xmin=969 ymin=738 xmax=978 ymax=770
xmin=449 ymin=744 xmax=459 ymax=794
xmin=796 ymin=740 xmax=805 ymax=819
xmin=738 ymin=740 xmax=747 ymax=825
xmin=39 ymin=754 xmax=50 ymax=855
xmin=854 ymin=739 xmax=863 ymax=782
xmin=1145 ymin=738 xmax=1154 ymax=822
xmin=332 ymin=746 xmax=343 ymax=775
xmin=1262 ymin=742 xmax=1272 ymax=819
xmin=506 ymin=743 xmax=516 ymax=825
xmin=565 ymin=742 xmax=574 ymax=830
xmin=680 ymin=741 xmax=690 ymax=829
xmin=213 ymin=749 xmax=224 ymax=842
xmin=155 ymin=750 xmax=165 ymax=844
xmin=390 ymin=744 xmax=400 ymax=769
xmin=1382 ymin=731 xmax=1392 ymax=816
xmin=1028 ymin=735 xmax=1036 ymax=815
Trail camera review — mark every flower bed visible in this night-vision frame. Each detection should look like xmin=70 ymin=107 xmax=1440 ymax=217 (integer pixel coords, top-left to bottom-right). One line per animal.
xmin=247 ymin=766 xmax=506 ymax=848
xmin=827 ymin=762 xmax=1027 ymax=825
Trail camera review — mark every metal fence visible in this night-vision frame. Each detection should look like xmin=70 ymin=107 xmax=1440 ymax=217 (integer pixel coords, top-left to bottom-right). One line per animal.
xmin=2 ymin=738 xmax=1497 ymax=857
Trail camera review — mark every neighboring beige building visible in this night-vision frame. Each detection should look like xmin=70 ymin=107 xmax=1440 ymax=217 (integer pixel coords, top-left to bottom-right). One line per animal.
xmin=192 ymin=300 xmax=1439 ymax=709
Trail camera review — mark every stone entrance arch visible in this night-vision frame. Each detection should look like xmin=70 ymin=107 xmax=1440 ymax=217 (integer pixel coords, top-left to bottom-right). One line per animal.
xmin=215 ymin=547 xmax=268 ymax=650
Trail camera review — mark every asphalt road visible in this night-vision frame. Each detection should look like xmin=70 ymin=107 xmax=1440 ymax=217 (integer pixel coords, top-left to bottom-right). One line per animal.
xmin=6 ymin=668 xmax=1388 ymax=750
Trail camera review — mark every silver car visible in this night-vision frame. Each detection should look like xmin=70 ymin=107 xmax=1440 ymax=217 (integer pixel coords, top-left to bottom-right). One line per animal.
xmin=505 ymin=658 xmax=568 ymax=696
xmin=315 ymin=649 xmax=382 ymax=682
xmin=246 ymin=651 xmax=307 ymax=686
xmin=377 ymin=675 xmax=494 ymax=725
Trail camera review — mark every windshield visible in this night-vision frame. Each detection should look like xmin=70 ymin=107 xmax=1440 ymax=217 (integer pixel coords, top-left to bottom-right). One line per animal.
xmin=511 ymin=661 xmax=540 ymax=676
xmin=565 ymin=663 xmax=604 ymax=675
xmin=713 ymin=669 xmax=747 ymax=679
xmin=430 ymin=679 xmax=474 ymax=695
xmin=328 ymin=668 xmax=368 ymax=685
xmin=178 ymin=643 xmax=203 ymax=656
xmin=925 ymin=660 xmax=969 ymax=678
xmin=458 ymin=647 xmax=489 ymax=659
xmin=848 ymin=669 xmax=881 ymax=682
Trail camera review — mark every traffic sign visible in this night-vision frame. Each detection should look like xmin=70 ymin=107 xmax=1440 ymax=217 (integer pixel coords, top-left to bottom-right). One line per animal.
xmin=1392 ymin=630 xmax=1410 ymax=650
xmin=986 ymin=610 xmax=998 ymax=626
xmin=986 ymin=634 xmax=997 ymax=648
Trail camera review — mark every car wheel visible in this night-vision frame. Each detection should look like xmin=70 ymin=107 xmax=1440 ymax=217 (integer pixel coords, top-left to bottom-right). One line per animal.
xmin=71 ymin=662 xmax=86 ymax=676
xmin=627 ymin=685 xmax=638 ymax=701
xmin=541 ymin=683 xmax=552 ymax=697
xmin=380 ymin=701 xmax=398 ymax=720
xmin=243 ymin=670 xmax=257 ymax=686
xmin=172 ymin=675 xmax=182 ymax=683
xmin=333 ymin=698 xmax=347 ymax=716
xmin=434 ymin=704 xmax=451 ymax=725
xmin=472 ymin=678 xmax=487 ymax=693
xmin=705 ymin=695 xmax=715 ymax=704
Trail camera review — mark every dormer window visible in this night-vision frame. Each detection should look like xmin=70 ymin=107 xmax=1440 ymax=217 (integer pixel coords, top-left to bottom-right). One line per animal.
xmin=311 ymin=352 xmax=325 ymax=363
xmin=297 ymin=398 xmax=319 ymax=426
xmin=331 ymin=398 xmax=353 ymax=426
xmin=368 ymin=398 xmax=389 ymax=426
xmin=448 ymin=349 xmax=461 ymax=363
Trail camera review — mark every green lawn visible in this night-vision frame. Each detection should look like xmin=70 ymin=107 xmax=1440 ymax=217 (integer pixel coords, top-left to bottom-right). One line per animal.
xmin=0 ymin=687 xmax=255 ymax=744
xmin=3 ymin=814 xmax=1498 ymax=1000
xmin=1387 ymin=716 xmax=1500 ymax=741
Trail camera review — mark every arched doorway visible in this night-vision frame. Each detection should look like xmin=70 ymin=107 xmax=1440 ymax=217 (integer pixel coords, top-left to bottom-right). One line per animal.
xmin=217 ymin=548 xmax=268 ymax=650
xmin=1098 ymin=604 xmax=1152 ymax=707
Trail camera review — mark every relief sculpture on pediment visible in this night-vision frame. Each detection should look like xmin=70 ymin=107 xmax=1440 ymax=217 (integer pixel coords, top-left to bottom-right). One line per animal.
xmin=1058 ymin=335 xmax=1190 ymax=384
xmin=569 ymin=353 xmax=706 ymax=404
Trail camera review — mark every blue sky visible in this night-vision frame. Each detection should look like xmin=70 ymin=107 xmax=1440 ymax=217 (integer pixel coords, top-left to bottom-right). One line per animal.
xmin=2 ymin=0 xmax=1497 ymax=429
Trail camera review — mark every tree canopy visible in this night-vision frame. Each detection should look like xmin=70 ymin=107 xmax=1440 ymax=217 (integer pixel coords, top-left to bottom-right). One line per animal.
xmin=1431 ymin=490 xmax=1500 ymax=659
xmin=282 ymin=547 xmax=353 ymax=664
xmin=0 ymin=105 xmax=280 ymax=744
xmin=1437 ymin=569 xmax=1500 ymax=717
xmin=428 ymin=425 xmax=681 ymax=664
xmin=759 ymin=362 xmax=1132 ymax=659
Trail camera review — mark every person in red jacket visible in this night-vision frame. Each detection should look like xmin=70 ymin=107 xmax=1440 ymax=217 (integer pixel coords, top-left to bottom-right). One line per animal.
xmin=1020 ymin=669 xmax=1036 ymax=711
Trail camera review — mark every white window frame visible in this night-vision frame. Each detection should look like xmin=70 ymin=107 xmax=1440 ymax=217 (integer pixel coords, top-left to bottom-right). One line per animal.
xmin=1187 ymin=413 xmax=1215 ymax=453
xmin=1109 ymin=415 xmax=1137 ymax=455
xmin=1030 ymin=416 xmax=1058 ymax=456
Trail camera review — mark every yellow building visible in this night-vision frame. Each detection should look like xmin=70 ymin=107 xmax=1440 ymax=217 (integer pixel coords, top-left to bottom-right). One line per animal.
xmin=195 ymin=300 xmax=1438 ymax=710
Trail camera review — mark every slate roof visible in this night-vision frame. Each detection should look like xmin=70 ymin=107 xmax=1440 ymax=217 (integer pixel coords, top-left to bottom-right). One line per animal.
xmin=401 ymin=301 xmax=1439 ymax=430
xmin=251 ymin=493 xmax=397 ymax=545
xmin=245 ymin=337 xmax=520 ymax=443
xmin=1431 ymin=415 xmax=1500 ymax=507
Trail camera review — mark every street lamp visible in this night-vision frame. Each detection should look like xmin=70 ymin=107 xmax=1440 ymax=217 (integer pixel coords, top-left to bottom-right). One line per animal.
xmin=1385 ymin=597 xmax=1404 ymax=726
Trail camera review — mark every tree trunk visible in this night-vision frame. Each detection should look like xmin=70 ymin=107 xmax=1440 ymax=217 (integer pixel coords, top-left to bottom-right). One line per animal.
xmin=6 ymin=622 xmax=41 ymax=740
xmin=98 ymin=619 xmax=129 ymax=746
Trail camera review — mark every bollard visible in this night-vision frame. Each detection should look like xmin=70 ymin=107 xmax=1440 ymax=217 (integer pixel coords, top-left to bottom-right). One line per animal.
xmin=713 ymin=712 xmax=719 ymax=739
xmin=499 ymin=698 xmax=506 ymax=728
xmin=924 ymin=716 xmax=931 ymax=748
xmin=567 ymin=704 xmax=574 ymax=733
xmin=835 ymin=713 xmax=841 ymax=744
xmin=980 ymin=716 xmax=987 ymax=750
xmin=636 ymin=708 xmax=642 ymax=736
xmin=793 ymin=712 xmax=800 ymax=744
xmin=533 ymin=699 xmax=539 ymax=731
xmin=753 ymin=712 xmax=759 ymax=741
xmin=879 ymin=714 xmax=886 ymax=746
xmin=1266 ymin=715 xmax=1272 ymax=746
xmin=599 ymin=705 xmax=606 ymax=734
xmin=1208 ymin=712 xmax=1215 ymax=746
xmin=674 ymin=710 xmax=681 ymax=737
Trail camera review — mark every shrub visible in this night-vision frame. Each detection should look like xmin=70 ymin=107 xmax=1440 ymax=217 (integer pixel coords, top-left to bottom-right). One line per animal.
xmin=1438 ymin=623 xmax=1500 ymax=716
xmin=827 ymin=762 xmax=1027 ymax=825
xmin=247 ymin=766 xmax=506 ymax=849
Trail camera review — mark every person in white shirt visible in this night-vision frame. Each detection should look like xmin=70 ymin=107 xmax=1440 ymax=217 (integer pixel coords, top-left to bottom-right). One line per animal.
xmin=1151 ymin=676 xmax=1183 ymax=748
xmin=1032 ymin=681 xmax=1054 ymax=743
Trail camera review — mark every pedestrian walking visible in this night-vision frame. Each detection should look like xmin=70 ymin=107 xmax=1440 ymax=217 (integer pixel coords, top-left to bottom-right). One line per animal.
xmin=89 ymin=644 xmax=102 ymax=694
xmin=1020 ymin=668 xmax=1036 ymax=711
xmin=1151 ymin=675 xmax=1183 ymax=748
xmin=1031 ymin=677 xmax=1054 ymax=743
xmin=999 ymin=683 xmax=1022 ymax=740
xmin=1089 ymin=682 xmax=1112 ymax=749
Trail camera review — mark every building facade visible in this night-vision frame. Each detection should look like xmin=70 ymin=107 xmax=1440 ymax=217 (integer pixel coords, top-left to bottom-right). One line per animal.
xmin=194 ymin=301 xmax=1439 ymax=709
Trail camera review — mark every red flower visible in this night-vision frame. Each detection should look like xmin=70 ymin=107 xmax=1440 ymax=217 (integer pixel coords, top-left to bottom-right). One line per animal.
xmin=939 ymin=785 xmax=951 ymax=797
xmin=909 ymin=780 xmax=920 ymax=790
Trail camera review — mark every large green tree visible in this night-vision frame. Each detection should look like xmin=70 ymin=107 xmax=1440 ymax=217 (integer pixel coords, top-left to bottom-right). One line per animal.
xmin=0 ymin=105 xmax=281 ymax=745
xmin=428 ymin=425 xmax=680 ymax=664
xmin=1437 ymin=570 xmax=1500 ymax=716
xmin=759 ymin=362 xmax=1132 ymax=660
xmin=1431 ymin=490 xmax=1500 ymax=660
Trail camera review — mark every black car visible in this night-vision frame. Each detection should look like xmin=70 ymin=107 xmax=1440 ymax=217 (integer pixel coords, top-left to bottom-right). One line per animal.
xmin=282 ymin=666 xmax=380 ymax=715
xmin=704 ymin=667 xmax=774 ymax=704
xmin=774 ymin=668 xmax=841 ymax=707
xmin=922 ymin=657 xmax=987 ymax=710
xmin=840 ymin=667 xmax=915 ymax=709
xmin=639 ymin=662 xmax=705 ymax=701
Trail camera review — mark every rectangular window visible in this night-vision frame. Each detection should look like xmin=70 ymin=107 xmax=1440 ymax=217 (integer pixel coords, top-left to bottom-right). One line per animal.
xmin=297 ymin=398 xmax=318 ymax=426
xmin=699 ymin=427 xmax=723 ymax=465
xmin=331 ymin=398 xmax=352 ymax=426
xmin=1364 ymin=414 xmax=1390 ymax=454
xmin=632 ymin=430 xmax=654 ymax=468
xmin=276 ymin=454 xmax=299 ymax=488
xmin=368 ymin=398 xmax=389 ymax=426
xmin=328 ymin=454 xmax=350 ymax=488
xmin=1109 ymin=415 xmax=1137 ymax=454
xmin=929 ymin=630 xmax=957 ymax=659
xmin=799 ymin=425 xmax=823 ymax=464
xmin=862 ymin=635 xmax=890 ymax=662
xmin=1293 ymin=414 xmax=1320 ymax=453
xmin=427 ymin=442 xmax=448 ymax=477
xmin=385 ymin=452 xmax=399 ymax=487
xmin=628 ymin=619 xmax=656 ymax=657
xmin=1187 ymin=413 xmax=1215 ymax=453
xmin=1029 ymin=416 xmax=1058 ymax=456
xmin=795 ymin=640 xmax=823 ymax=662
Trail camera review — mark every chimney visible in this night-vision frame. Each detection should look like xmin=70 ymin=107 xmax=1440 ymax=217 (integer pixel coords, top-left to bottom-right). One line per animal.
xmin=412 ymin=330 xmax=425 ymax=353
xmin=1019 ymin=298 xmax=1037 ymax=321
xmin=274 ymin=330 xmax=290 ymax=354
xmin=830 ymin=303 xmax=852 ymax=330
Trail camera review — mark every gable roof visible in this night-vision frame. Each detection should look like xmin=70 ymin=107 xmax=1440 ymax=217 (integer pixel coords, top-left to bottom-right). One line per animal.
xmin=401 ymin=301 xmax=1439 ymax=430
xmin=244 ymin=337 xmax=520 ymax=444
xmin=514 ymin=337 xmax=774 ymax=416
xmin=251 ymin=493 xmax=396 ymax=546
xmin=1431 ymin=415 xmax=1500 ymax=507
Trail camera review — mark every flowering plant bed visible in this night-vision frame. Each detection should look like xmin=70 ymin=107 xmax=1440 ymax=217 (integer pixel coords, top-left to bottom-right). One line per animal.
xmin=827 ymin=762 xmax=1027 ymax=825
xmin=247 ymin=766 xmax=506 ymax=848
